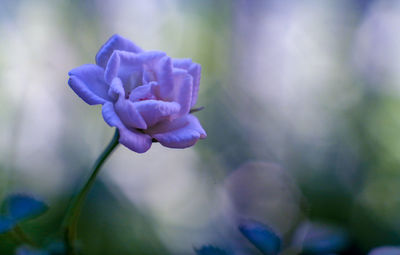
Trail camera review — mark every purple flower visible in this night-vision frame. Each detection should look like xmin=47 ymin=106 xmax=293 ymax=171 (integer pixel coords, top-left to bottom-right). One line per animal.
xmin=68 ymin=34 xmax=206 ymax=153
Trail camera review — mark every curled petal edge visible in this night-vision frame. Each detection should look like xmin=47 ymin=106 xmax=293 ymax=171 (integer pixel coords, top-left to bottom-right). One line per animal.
xmin=102 ymin=102 xmax=152 ymax=153
xmin=68 ymin=64 xmax=110 ymax=105
xmin=96 ymin=34 xmax=143 ymax=68
xmin=149 ymin=114 xmax=206 ymax=149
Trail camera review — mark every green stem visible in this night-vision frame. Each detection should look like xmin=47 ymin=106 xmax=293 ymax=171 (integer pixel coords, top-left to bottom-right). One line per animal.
xmin=63 ymin=129 xmax=120 ymax=255
xmin=13 ymin=225 xmax=38 ymax=247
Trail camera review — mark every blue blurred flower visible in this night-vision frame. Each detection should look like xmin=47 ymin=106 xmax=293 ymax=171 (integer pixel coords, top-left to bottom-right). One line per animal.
xmin=194 ymin=245 xmax=230 ymax=255
xmin=368 ymin=246 xmax=400 ymax=255
xmin=0 ymin=216 xmax=15 ymax=234
xmin=292 ymin=221 xmax=348 ymax=255
xmin=5 ymin=194 xmax=48 ymax=221
xmin=15 ymin=245 xmax=49 ymax=255
xmin=238 ymin=219 xmax=281 ymax=255
xmin=15 ymin=241 xmax=65 ymax=255
xmin=0 ymin=194 xmax=48 ymax=234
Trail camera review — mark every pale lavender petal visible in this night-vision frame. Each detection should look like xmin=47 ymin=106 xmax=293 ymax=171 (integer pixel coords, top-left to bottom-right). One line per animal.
xmin=96 ymin=34 xmax=143 ymax=68
xmin=134 ymin=100 xmax=180 ymax=127
xmin=148 ymin=114 xmax=206 ymax=148
xmin=68 ymin=64 xmax=110 ymax=105
xmin=105 ymin=51 xmax=166 ymax=94
xmin=104 ymin=50 xmax=142 ymax=85
xmin=129 ymin=82 xmax=158 ymax=102
xmin=108 ymin=77 xmax=125 ymax=101
xmin=172 ymin=69 xmax=193 ymax=116
xmin=172 ymin=58 xmax=193 ymax=69
xmin=114 ymin=97 xmax=147 ymax=129
xmin=142 ymin=65 xmax=157 ymax=84
xmin=102 ymin=102 xmax=152 ymax=153
xmin=147 ymin=114 xmax=189 ymax=134
xmin=156 ymin=56 xmax=174 ymax=100
xmin=102 ymin=102 xmax=123 ymax=127
xmin=140 ymin=51 xmax=169 ymax=86
xmin=173 ymin=59 xmax=201 ymax=107
xmin=119 ymin=127 xmax=152 ymax=153
xmin=139 ymin=51 xmax=167 ymax=64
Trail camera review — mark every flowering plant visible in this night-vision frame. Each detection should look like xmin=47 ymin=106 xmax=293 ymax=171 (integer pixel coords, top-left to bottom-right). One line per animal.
xmin=1 ymin=35 xmax=208 ymax=254
xmin=68 ymin=34 xmax=206 ymax=153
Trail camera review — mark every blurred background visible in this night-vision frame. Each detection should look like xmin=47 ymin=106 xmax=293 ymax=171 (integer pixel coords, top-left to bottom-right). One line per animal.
xmin=1 ymin=0 xmax=400 ymax=254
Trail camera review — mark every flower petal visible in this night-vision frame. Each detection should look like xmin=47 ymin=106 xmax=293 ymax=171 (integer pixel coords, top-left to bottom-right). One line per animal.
xmin=68 ymin=64 xmax=110 ymax=105
xmin=104 ymin=99 xmax=147 ymax=130
xmin=156 ymin=56 xmax=174 ymax=100
xmin=134 ymin=100 xmax=181 ymax=127
xmin=96 ymin=34 xmax=143 ymax=68
xmin=105 ymin=50 xmax=166 ymax=93
xmin=148 ymin=114 xmax=206 ymax=148
xmin=139 ymin=50 xmax=167 ymax=64
xmin=114 ymin=97 xmax=147 ymax=129
xmin=108 ymin=77 xmax=125 ymax=101
xmin=172 ymin=58 xmax=193 ymax=69
xmin=102 ymin=102 xmax=123 ymax=127
xmin=140 ymin=51 xmax=169 ymax=85
xmin=104 ymin=50 xmax=142 ymax=85
xmin=172 ymin=69 xmax=193 ymax=116
xmin=102 ymin=102 xmax=152 ymax=153
xmin=119 ymin=128 xmax=152 ymax=153
xmin=129 ymin=82 xmax=158 ymax=102
xmin=173 ymin=59 xmax=201 ymax=107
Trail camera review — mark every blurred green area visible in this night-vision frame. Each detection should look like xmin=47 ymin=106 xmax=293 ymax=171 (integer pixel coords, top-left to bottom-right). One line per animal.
xmin=1 ymin=0 xmax=400 ymax=254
